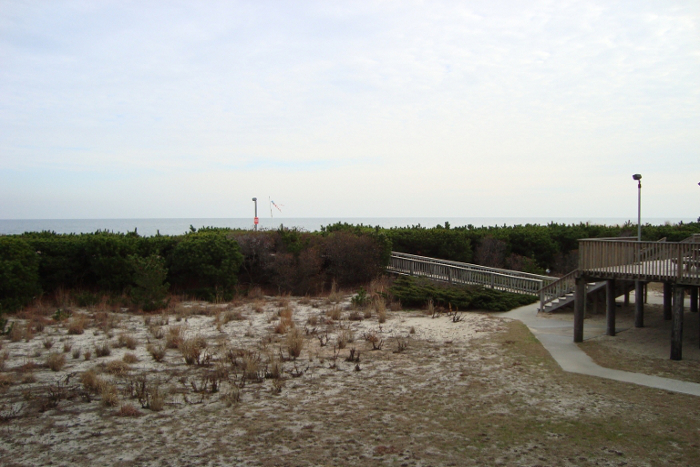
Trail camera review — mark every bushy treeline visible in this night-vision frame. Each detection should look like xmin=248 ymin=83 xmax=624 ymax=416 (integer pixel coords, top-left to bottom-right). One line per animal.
xmin=0 ymin=226 xmax=390 ymax=314
xmin=324 ymin=220 xmax=700 ymax=275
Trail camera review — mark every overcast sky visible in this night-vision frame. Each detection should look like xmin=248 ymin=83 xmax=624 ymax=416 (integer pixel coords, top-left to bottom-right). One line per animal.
xmin=1 ymin=0 xmax=698 ymax=220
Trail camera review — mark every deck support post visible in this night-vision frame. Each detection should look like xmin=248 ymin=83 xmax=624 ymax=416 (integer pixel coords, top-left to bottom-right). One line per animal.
xmin=690 ymin=287 xmax=698 ymax=314
xmin=623 ymin=290 xmax=630 ymax=307
xmin=606 ymin=279 xmax=616 ymax=336
xmin=663 ymin=282 xmax=672 ymax=320
xmin=574 ymin=277 xmax=586 ymax=343
xmin=671 ymin=285 xmax=685 ymax=361
xmin=634 ymin=280 xmax=644 ymax=328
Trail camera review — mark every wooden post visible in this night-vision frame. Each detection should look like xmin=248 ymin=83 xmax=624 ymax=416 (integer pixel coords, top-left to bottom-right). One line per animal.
xmin=663 ymin=282 xmax=672 ymax=320
xmin=690 ymin=287 xmax=698 ymax=314
xmin=447 ymin=268 xmax=453 ymax=285
xmin=574 ymin=277 xmax=586 ymax=343
xmin=606 ymin=279 xmax=616 ymax=336
xmin=624 ymin=290 xmax=630 ymax=307
xmin=634 ymin=280 xmax=644 ymax=328
xmin=671 ymin=285 xmax=684 ymax=361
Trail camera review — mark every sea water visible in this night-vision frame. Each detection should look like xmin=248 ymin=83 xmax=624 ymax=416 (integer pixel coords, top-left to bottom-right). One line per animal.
xmin=0 ymin=217 xmax=695 ymax=237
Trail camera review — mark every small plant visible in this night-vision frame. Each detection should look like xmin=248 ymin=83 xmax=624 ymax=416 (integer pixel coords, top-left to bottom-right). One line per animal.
xmin=166 ymin=326 xmax=184 ymax=349
xmin=377 ymin=308 xmax=387 ymax=324
xmin=148 ymin=325 xmax=164 ymax=339
xmin=327 ymin=280 xmax=341 ymax=304
xmin=117 ymin=403 xmax=142 ymax=417
xmin=271 ymin=378 xmax=285 ymax=394
xmin=106 ymin=359 xmax=130 ymax=376
xmin=94 ymin=342 xmax=111 ymax=358
xmin=62 ymin=342 xmax=72 ymax=353
xmin=180 ymin=335 xmax=208 ymax=365
xmin=428 ymin=299 xmax=438 ymax=318
xmin=242 ymin=352 xmax=262 ymax=382
xmin=365 ymin=331 xmax=383 ymax=351
xmin=327 ymin=306 xmax=342 ymax=321
xmin=67 ymin=315 xmax=87 ymax=335
xmin=395 ymin=338 xmax=408 ymax=353
xmin=80 ymin=370 xmax=107 ymax=393
xmin=286 ymin=328 xmax=304 ymax=360
xmin=52 ymin=308 xmax=71 ymax=322
xmin=345 ymin=347 xmax=360 ymax=363
xmin=83 ymin=350 xmax=92 ymax=361
xmin=117 ymin=334 xmax=138 ymax=350
xmin=101 ymin=384 xmax=120 ymax=407
xmin=222 ymin=387 xmax=241 ymax=406
xmin=351 ymin=287 xmax=369 ymax=308
xmin=42 ymin=338 xmax=54 ymax=350
xmin=46 ymin=353 xmax=66 ymax=371
xmin=348 ymin=310 xmax=363 ymax=321
xmin=123 ymin=353 xmax=138 ymax=364
xmin=317 ymin=332 xmax=330 ymax=347
xmin=265 ymin=358 xmax=282 ymax=379
xmin=307 ymin=315 xmax=319 ymax=326
xmin=147 ymin=343 xmax=166 ymax=362
xmin=72 ymin=347 xmax=82 ymax=359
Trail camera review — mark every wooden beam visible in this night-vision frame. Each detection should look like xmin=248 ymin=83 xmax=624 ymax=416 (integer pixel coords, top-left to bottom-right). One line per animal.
xmin=663 ymin=282 xmax=672 ymax=320
xmin=634 ymin=280 xmax=644 ymax=328
xmin=574 ymin=277 xmax=586 ymax=343
xmin=671 ymin=285 xmax=684 ymax=361
xmin=606 ymin=279 xmax=616 ymax=336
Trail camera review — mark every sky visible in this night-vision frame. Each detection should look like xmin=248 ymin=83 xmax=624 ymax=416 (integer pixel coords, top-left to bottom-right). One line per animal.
xmin=1 ymin=0 xmax=699 ymax=220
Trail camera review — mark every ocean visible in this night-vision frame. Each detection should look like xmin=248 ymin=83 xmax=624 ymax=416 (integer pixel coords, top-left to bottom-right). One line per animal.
xmin=0 ymin=217 xmax=695 ymax=237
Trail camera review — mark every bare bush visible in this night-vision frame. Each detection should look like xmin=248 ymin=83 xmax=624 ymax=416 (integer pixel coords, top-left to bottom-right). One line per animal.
xmin=179 ymin=335 xmax=208 ymax=365
xmin=166 ymin=325 xmax=184 ymax=349
xmin=286 ymin=328 xmax=304 ymax=360
xmin=147 ymin=343 xmax=166 ymax=362
xmin=46 ymin=353 xmax=66 ymax=371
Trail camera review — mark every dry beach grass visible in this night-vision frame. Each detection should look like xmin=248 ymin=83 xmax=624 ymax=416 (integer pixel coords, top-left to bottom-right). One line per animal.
xmin=1 ymin=292 xmax=699 ymax=466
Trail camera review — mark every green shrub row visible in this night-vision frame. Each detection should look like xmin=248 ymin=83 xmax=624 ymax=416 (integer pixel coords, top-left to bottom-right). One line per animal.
xmin=0 ymin=226 xmax=391 ymax=313
xmin=390 ymin=275 xmax=538 ymax=311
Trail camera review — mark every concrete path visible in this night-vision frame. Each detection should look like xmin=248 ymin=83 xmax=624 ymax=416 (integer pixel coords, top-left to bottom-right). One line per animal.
xmin=494 ymin=303 xmax=700 ymax=397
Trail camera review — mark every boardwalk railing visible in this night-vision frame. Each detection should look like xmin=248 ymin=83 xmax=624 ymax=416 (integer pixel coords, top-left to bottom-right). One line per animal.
xmin=387 ymin=252 xmax=556 ymax=298
xmin=538 ymin=270 xmax=577 ymax=311
xmin=579 ymin=239 xmax=700 ymax=285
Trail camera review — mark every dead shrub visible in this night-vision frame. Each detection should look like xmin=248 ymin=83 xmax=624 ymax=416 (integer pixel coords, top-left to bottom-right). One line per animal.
xmin=377 ymin=308 xmax=387 ymax=324
xmin=94 ymin=342 xmax=111 ymax=358
xmin=83 ymin=350 xmax=92 ymax=361
xmin=149 ymin=325 xmax=164 ymax=339
xmin=147 ymin=343 xmax=166 ymax=363
xmin=106 ymin=360 xmax=130 ymax=376
xmin=286 ymin=328 xmax=304 ymax=360
xmin=222 ymin=387 xmax=241 ymax=406
xmin=223 ymin=309 xmax=245 ymax=324
xmin=327 ymin=280 xmax=342 ymax=304
xmin=240 ymin=351 xmax=262 ymax=381
xmin=265 ymin=358 xmax=282 ymax=379
xmin=166 ymin=326 xmax=184 ymax=349
xmin=337 ymin=329 xmax=354 ymax=350
xmin=62 ymin=342 xmax=72 ymax=353
xmin=327 ymin=306 xmax=342 ymax=321
xmin=72 ymin=347 xmax=82 ymax=359
xmin=365 ymin=331 xmax=384 ymax=350
xmin=307 ymin=315 xmax=319 ymax=326
xmin=117 ymin=404 xmax=141 ymax=417
xmin=274 ymin=317 xmax=293 ymax=334
xmin=122 ymin=353 xmax=139 ymax=364
xmin=101 ymin=384 xmax=119 ymax=407
xmin=253 ymin=299 xmax=265 ymax=313
xmin=67 ymin=315 xmax=88 ymax=335
xmin=80 ymin=370 xmax=107 ymax=393
xmin=9 ymin=323 xmax=26 ymax=342
xmin=0 ymin=373 xmax=13 ymax=392
xmin=0 ymin=351 xmax=9 ymax=372
xmin=179 ymin=335 xmax=208 ymax=365
xmin=46 ymin=353 xmax=66 ymax=372
xmin=348 ymin=310 xmax=363 ymax=321
xmin=117 ymin=334 xmax=138 ymax=350
xmin=42 ymin=338 xmax=54 ymax=350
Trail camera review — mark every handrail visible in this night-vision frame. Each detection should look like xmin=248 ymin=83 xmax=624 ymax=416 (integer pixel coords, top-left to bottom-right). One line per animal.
xmin=387 ymin=252 xmax=557 ymax=297
xmin=538 ymin=270 xmax=577 ymax=311
xmin=579 ymin=239 xmax=700 ymax=285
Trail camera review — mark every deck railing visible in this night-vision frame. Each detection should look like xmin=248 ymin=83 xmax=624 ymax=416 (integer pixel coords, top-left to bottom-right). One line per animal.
xmin=538 ymin=270 xmax=577 ymax=310
xmin=387 ymin=252 xmax=556 ymax=297
xmin=579 ymin=239 xmax=700 ymax=285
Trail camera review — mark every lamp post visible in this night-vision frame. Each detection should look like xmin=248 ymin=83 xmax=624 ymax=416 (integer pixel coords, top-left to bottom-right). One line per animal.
xmin=252 ymin=197 xmax=258 ymax=231
xmin=632 ymin=174 xmax=643 ymax=327
xmin=633 ymin=174 xmax=642 ymax=241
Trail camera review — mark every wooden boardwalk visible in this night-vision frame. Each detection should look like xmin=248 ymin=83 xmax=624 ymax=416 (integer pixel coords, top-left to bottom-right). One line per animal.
xmin=387 ymin=251 xmax=556 ymax=297
xmin=575 ymin=238 xmax=700 ymax=360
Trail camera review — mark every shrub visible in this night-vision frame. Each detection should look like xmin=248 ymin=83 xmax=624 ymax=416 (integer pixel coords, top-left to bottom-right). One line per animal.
xmin=117 ymin=334 xmax=138 ymax=350
xmin=46 ymin=353 xmax=66 ymax=371
xmin=106 ymin=359 xmax=130 ymax=376
xmin=101 ymin=384 xmax=119 ymax=407
xmin=146 ymin=343 xmax=166 ymax=362
xmin=0 ymin=237 xmax=41 ymax=314
xmin=117 ymin=403 xmax=141 ymax=417
xmin=166 ymin=326 xmax=184 ymax=349
xmin=179 ymin=336 xmax=208 ymax=365
xmin=123 ymin=353 xmax=138 ymax=364
xmin=67 ymin=315 xmax=87 ymax=335
xmin=80 ymin=370 xmax=107 ymax=393
xmin=129 ymin=254 xmax=169 ymax=311
xmin=286 ymin=327 xmax=304 ymax=360
xmin=94 ymin=342 xmax=111 ymax=358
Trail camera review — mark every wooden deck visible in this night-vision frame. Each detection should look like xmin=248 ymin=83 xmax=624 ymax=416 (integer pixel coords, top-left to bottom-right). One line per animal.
xmin=575 ymin=238 xmax=700 ymax=360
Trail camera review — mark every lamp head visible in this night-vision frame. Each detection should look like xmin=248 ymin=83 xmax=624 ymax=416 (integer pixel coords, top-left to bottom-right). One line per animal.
xmin=252 ymin=197 xmax=257 ymax=202
xmin=632 ymin=174 xmax=642 ymax=181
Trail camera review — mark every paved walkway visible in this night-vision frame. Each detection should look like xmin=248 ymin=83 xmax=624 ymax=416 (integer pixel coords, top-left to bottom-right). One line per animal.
xmin=495 ymin=303 xmax=700 ymax=397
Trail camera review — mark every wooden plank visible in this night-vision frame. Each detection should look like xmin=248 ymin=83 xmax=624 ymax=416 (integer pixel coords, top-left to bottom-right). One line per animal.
xmin=606 ymin=279 xmax=616 ymax=336
xmin=574 ymin=277 xmax=586 ymax=343
xmin=671 ymin=285 xmax=684 ymax=360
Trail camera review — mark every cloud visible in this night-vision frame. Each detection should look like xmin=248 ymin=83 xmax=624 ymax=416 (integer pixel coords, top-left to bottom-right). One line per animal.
xmin=0 ymin=0 xmax=698 ymax=219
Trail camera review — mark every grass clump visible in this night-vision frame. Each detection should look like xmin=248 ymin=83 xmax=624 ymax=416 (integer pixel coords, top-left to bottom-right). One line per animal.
xmin=46 ymin=353 xmax=66 ymax=371
xmin=286 ymin=327 xmax=304 ymax=360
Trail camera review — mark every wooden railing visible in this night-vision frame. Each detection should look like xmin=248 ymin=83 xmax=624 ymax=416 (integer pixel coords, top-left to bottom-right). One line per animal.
xmin=387 ymin=252 xmax=556 ymax=297
xmin=538 ymin=270 xmax=577 ymax=311
xmin=579 ymin=239 xmax=700 ymax=285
